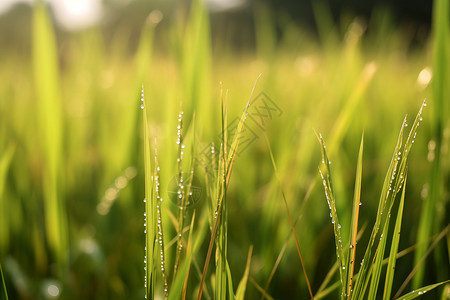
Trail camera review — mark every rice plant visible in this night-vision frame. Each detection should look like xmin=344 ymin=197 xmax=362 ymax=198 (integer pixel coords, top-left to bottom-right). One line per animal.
xmin=0 ymin=0 xmax=449 ymax=299
xmin=317 ymin=101 xmax=449 ymax=299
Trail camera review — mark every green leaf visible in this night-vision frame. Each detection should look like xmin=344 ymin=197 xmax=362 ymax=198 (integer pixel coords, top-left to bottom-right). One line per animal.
xmin=235 ymin=246 xmax=253 ymax=300
xmin=396 ymin=280 xmax=450 ymax=300
xmin=383 ymin=179 xmax=406 ymax=300
xmin=347 ymin=135 xmax=363 ymax=298
xmin=0 ymin=264 xmax=8 ymax=300
xmin=317 ymin=132 xmax=346 ymax=299
xmin=141 ymin=86 xmax=155 ymax=300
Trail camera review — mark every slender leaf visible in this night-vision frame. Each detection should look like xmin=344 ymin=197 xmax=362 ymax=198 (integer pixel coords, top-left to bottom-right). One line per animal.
xmin=396 ymin=280 xmax=450 ymax=300
xmin=367 ymin=215 xmax=389 ymax=300
xmin=347 ymin=135 xmax=363 ymax=298
xmin=317 ymin=132 xmax=346 ymax=299
xmin=142 ymin=86 xmax=155 ymax=300
xmin=0 ymin=264 xmax=8 ymax=300
xmin=236 ymin=246 xmax=253 ymax=300
xmin=383 ymin=178 xmax=406 ymax=300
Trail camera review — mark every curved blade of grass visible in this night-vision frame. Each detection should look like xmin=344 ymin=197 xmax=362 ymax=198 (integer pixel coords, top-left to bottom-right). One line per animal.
xmin=264 ymin=133 xmax=314 ymax=299
xmin=395 ymin=280 xmax=450 ymax=300
xmin=317 ymin=132 xmax=346 ymax=299
xmin=347 ymin=134 xmax=363 ymax=298
xmin=383 ymin=177 xmax=406 ymax=300
xmin=235 ymin=245 xmax=253 ymax=300
xmin=394 ymin=223 xmax=450 ymax=299
xmin=0 ymin=264 xmax=8 ymax=300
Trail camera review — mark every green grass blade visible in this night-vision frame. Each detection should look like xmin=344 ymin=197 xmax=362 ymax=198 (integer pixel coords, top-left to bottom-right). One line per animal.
xmin=235 ymin=246 xmax=253 ymax=300
xmin=168 ymin=253 xmax=192 ymax=300
xmin=265 ymin=133 xmax=314 ymax=299
xmin=32 ymin=0 xmax=68 ymax=276
xmin=395 ymin=280 xmax=450 ymax=300
xmin=367 ymin=215 xmax=390 ymax=300
xmin=394 ymin=223 xmax=450 ymax=299
xmin=347 ymin=135 xmax=363 ymax=298
xmin=0 ymin=145 xmax=14 ymax=253
xmin=414 ymin=0 xmax=449 ymax=288
xmin=250 ymin=278 xmax=275 ymax=300
xmin=141 ymin=86 xmax=155 ymax=300
xmin=383 ymin=177 xmax=406 ymax=300
xmin=198 ymin=77 xmax=260 ymax=300
xmin=317 ymin=133 xmax=346 ymax=299
xmin=182 ymin=213 xmax=197 ymax=300
xmin=0 ymin=264 xmax=8 ymax=300
xmin=353 ymin=102 xmax=425 ymax=299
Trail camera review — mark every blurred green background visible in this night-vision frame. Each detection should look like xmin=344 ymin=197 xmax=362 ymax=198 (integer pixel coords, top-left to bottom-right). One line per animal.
xmin=0 ymin=0 xmax=448 ymax=299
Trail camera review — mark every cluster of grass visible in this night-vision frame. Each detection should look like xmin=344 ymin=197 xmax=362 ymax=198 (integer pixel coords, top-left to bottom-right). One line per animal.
xmin=0 ymin=0 xmax=449 ymax=299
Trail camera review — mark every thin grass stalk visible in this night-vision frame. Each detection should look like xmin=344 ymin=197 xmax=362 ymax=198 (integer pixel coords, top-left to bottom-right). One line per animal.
xmin=154 ymin=154 xmax=168 ymax=298
xmin=0 ymin=263 xmax=8 ymax=300
xmin=142 ymin=86 xmax=155 ymax=299
xmin=317 ymin=133 xmax=347 ymax=299
xmin=250 ymin=278 xmax=275 ymax=300
xmin=367 ymin=215 xmax=390 ymax=300
xmin=383 ymin=178 xmax=406 ymax=300
xmin=235 ymin=246 xmax=254 ymax=300
xmin=394 ymin=223 xmax=450 ymax=299
xmin=197 ymin=76 xmax=260 ymax=300
xmin=264 ymin=133 xmax=314 ymax=299
xmin=173 ymin=111 xmax=186 ymax=279
xmin=182 ymin=212 xmax=196 ymax=300
xmin=347 ymin=135 xmax=363 ymax=298
xmin=314 ymin=224 xmax=368 ymax=299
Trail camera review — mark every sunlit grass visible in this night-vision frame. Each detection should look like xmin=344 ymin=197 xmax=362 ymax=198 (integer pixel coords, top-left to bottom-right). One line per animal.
xmin=0 ymin=0 xmax=448 ymax=299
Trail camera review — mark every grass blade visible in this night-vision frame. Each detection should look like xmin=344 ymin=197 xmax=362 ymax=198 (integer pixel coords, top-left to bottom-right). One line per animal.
xmin=235 ymin=245 xmax=254 ymax=300
xmin=141 ymin=86 xmax=155 ymax=300
xmin=414 ymin=0 xmax=449 ymax=287
xmin=197 ymin=77 xmax=259 ymax=300
xmin=32 ymin=1 xmax=68 ymax=276
xmin=383 ymin=177 xmax=406 ymax=300
xmin=0 ymin=145 xmax=14 ymax=253
xmin=367 ymin=212 xmax=390 ymax=300
xmin=347 ymin=135 xmax=363 ymax=298
xmin=395 ymin=280 xmax=450 ymax=300
xmin=394 ymin=223 xmax=450 ymax=299
xmin=265 ymin=133 xmax=314 ymax=299
xmin=0 ymin=264 xmax=8 ymax=300
xmin=317 ymin=132 xmax=346 ymax=299
xmin=353 ymin=101 xmax=426 ymax=299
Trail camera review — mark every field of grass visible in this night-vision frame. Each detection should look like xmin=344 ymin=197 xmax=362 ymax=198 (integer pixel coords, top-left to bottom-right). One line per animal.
xmin=0 ymin=0 xmax=449 ymax=299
